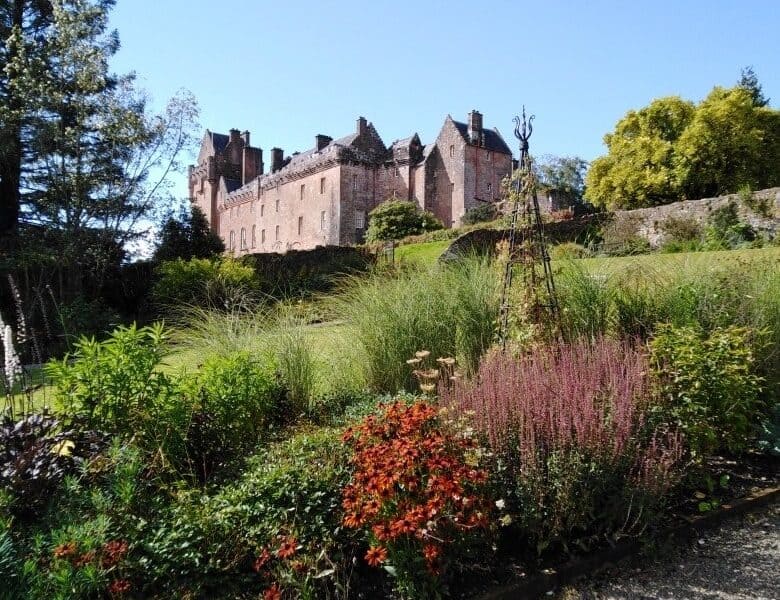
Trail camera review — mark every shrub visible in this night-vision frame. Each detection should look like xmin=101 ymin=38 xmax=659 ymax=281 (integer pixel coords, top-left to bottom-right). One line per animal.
xmin=153 ymin=205 xmax=225 ymax=262
xmin=179 ymin=352 xmax=285 ymax=481
xmin=599 ymin=213 xmax=651 ymax=256
xmin=440 ymin=338 xmax=684 ymax=550
xmin=366 ymin=200 xmax=443 ymax=242
xmin=757 ymin=403 xmax=780 ymax=457
xmin=46 ymin=324 xmax=190 ymax=472
xmin=550 ymin=242 xmax=591 ymax=261
xmin=0 ymin=415 xmax=106 ymax=519
xmin=143 ymin=428 xmax=353 ymax=599
xmin=705 ymin=201 xmax=756 ymax=249
xmin=659 ymin=214 xmax=703 ymax=253
xmin=649 ymin=324 xmax=764 ymax=458
xmin=461 ymin=203 xmax=499 ymax=225
xmin=152 ymin=257 xmax=258 ymax=311
xmin=341 ymin=400 xmax=492 ymax=598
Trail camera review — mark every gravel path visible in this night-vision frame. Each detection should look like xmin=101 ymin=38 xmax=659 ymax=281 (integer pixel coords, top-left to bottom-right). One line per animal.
xmin=561 ymin=502 xmax=780 ymax=600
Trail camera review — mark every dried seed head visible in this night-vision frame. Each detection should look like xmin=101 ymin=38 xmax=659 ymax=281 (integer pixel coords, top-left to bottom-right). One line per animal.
xmin=415 ymin=350 xmax=431 ymax=359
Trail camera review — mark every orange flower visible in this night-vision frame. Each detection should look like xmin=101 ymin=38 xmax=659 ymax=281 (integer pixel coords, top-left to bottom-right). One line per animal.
xmin=73 ymin=550 xmax=96 ymax=568
xmin=53 ymin=541 xmax=78 ymax=560
xmin=263 ymin=583 xmax=282 ymax=600
xmin=253 ymin=548 xmax=272 ymax=572
xmin=276 ymin=536 xmax=298 ymax=559
xmin=364 ymin=545 xmax=388 ymax=567
xmin=423 ymin=544 xmax=440 ymax=562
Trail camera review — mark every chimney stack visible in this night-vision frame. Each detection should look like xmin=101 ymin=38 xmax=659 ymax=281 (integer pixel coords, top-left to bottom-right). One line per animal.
xmin=316 ymin=134 xmax=332 ymax=151
xmin=229 ymin=128 xmax=241 ymax=144
xmin=467 ymin=110 xmax=483 ymax=145
xmin=270 ymin=147 xmax=284 ymax=173
xmin=356 ymin=116 xmax=367 ymax=136
xmin=241 ymin=130 xmax=250 ymax=146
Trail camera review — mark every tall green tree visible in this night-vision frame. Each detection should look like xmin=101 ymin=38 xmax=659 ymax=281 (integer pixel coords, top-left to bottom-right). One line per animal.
xmin=738 ymin=65 xmax=770 ymax=108
xmin=154 ymin=205 xmax=224 ymax=262
xmin=0 ymin=0 xmax=54 ymax=236
xmin=533 ymin=154 xmax=589 ymax=203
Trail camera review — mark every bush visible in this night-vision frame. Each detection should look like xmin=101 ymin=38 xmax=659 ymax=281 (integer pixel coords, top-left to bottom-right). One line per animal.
xmin=46 ymin=324 xmax=190 ymax=473
xmin=659 ymin=214 xmax=704 ymax=253
xmin=705 ymin=201 xmax=756 ymax=249
xmin=461 ymin=203 xmax=499 ymax=226
xmin=550 ymin=242 xmax=591 ymax=260
xmin=649 ymin=324 xmax=764 ymax=458
xmin=440 ymin=338 xmax=684 ymax=550
xmin=143 ymin=428 xmax=353 ymax=599
xmin=180 ymin=352 xmax=285 ymax=482
xmin=599 ymin=213 xmax=651 ymax=256
xmin=342 ymin=400 xmax=492 ymax=598
xmin=152 ymin=257 xmax=258 ymax=311
xmin=365 ymin=200 xmax=443 ymax=242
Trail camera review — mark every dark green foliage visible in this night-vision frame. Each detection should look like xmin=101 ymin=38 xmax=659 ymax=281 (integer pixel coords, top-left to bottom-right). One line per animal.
xmin=650 ymin=325 xmax=764 ymax=459
xmin=757 ymin=403 xmax=780 ymax=457
xmin=153 ymin=206 xmax=224 ymax=262
xmin=179 ymin=352 xmax=285 ymax=482
xmin=0 ymin=415 xmax=106 ymax=519
xmin=738 ymin=65 xmax=770 ymax=107
xmin=534 ymin=154 xmax=589 ymax=204
xmin=365 ymin=200 xmax=443 ymax=242
xmin=599 ymin=213 xmax=652 ymax=256
xmin=705 ymin=202 xmax=757 ymax=249
xmin=461 ymin=203 xmax=499 ymax=225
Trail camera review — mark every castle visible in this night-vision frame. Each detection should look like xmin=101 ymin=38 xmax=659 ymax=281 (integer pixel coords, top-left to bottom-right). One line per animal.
xmin=188 ymin=111 xmax=513 ymax=255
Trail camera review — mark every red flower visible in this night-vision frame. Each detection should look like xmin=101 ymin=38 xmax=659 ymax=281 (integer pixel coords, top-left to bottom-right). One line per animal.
xmin=253 ymin=548 xmax=272 ymax=572
xmin=73 ymin=550 xmax=96 ymax=568
xmin=364 ymin=545 xmax=388 ymax=567
xmin=276 ymin=536 xmax=298 ymax=559
xmin=423 ymin=544 xmax=440 ymax=562
xmin=263 ymin=583 xmax=282 ymax=600
xmin=101 ymin=540 xmax=129 ymax=568
xmin=108 ymin=579 xmax=132 ymax=596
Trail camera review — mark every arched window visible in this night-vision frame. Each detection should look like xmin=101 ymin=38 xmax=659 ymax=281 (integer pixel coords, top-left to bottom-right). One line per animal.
xmin=229 ymin=230 xmax=235 ymax=251
xmin=240 ymin=228 xmax=246 ymax=250
xmin=251 ymin=225 xmax=256 ymax=248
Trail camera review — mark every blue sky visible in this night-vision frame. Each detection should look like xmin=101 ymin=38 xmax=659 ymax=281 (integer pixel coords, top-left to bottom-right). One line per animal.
xmin=109 ymin=0 xmax=780 ymax=197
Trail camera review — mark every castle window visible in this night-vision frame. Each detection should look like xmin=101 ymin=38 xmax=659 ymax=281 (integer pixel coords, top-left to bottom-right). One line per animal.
xmin=261 ymin=229 xmax=266 ymax=244
xmin=275 ymin=199 xmax=280 ymax=212
xmin=486 ymin=151 xmax=492 ymax=162
xmin=251 ymin=225 xmax=256 ymax=248
xmin=355 ymin=210 xmax=365 ymax=229
xmin=298 ymin=216 xmax=303 ymax=236
xmin=352 ymin=174 xmax=358 ymax=191
xmin=449 ymin=145 xmax=454 ymax=158
xmin=240 ymin=228 xmax=246 ymax=249
xmin=320 ymin=211 xmax=326 ymax=231
xmin=487 ymin=182 xmax=492 ymax=194
xmin=275 ymin=225 xmax=279 ymax=240
xmin=229 ymin=230 xmax=235 ymax=251
xmin=261 ymin=204 xmax=265 ymax=217
xmin=300 ymin=184 xmax=305 ymax=200
xmin=320 ymin=177 xmax=326 ymax=194
xmin=394 ymin=167 xmax=399 ymax=177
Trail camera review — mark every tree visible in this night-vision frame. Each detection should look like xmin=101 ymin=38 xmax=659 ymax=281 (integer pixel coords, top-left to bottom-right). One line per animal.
xmin=365 ymin=199 xmax=443 ymax=242
xmin=585 ymin=87 xmax=780 ymax=209
xmin=585 ymin=96 xmax=695 ymax=209
xmin=0 ymin=0 xmax=55 ymax=236
xmin=738 ymin=66 xmax=769 ymax=108
xmin=154 ymin=205 xmax=224 ymax=262
xmin=675 ymin=86 xmax=779 ymax=199
xmin=1 ymin=0 xmax=199 ymax=258
xmin=533 ymin=155 xmax=589 ymax=203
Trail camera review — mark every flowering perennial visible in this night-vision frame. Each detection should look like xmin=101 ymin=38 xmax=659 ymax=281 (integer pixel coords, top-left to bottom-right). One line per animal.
xmin=341 ymin=400 xmax=491 ymax=577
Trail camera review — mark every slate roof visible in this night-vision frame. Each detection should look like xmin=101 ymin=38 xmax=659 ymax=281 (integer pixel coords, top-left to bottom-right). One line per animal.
xmin=209 ymin=131 xmax=229 ymax=153
xmin=451 ymin=121 xmax=512 ymax=154
xmin=224 ymin=178 xmax=242 ymax=193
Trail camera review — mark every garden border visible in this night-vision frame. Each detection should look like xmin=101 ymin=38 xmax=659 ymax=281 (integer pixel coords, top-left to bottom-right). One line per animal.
xmin=477 ymin=485 xmax=780 ymax=600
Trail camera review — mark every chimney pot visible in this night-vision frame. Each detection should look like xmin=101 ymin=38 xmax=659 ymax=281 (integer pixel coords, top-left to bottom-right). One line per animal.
xmin=316 ymin=134 xmax=332 ymax=151
xmin=357 ymin=117 xmax=367 ymax=135
xmin=270 ymin=147 xmax=284 ymax=173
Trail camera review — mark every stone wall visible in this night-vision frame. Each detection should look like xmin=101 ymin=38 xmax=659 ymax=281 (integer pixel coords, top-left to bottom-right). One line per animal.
xmin=614 ymin=187 xmax=780 ymax=247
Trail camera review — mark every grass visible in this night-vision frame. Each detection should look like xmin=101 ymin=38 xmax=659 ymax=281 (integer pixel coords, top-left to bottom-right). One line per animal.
xmin=393 ymin=240 xmax=450 ymax=265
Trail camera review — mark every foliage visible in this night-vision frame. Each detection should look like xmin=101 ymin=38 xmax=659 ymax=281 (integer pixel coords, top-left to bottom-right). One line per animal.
xmin=342 ymin=400 xmax=492 ymax=599
xmin=142 ymin=428 xmax=353 ymax=599
xmin=585 ymin=84 xmax=780 ymax=209
xmin=533 ymin=154 xmax=589 ymax=204
xmin=649 ymin=324 xmax=764 ymax=458
xmin=461 ymin=203 xmax=498 ymax=226
xmin=152 ymin=257 xmax=258 ymax=311
xmin=585 ymin=96 xmax=696 ymax=208
xmin=704 ymin=201 xmax=757 ymax=249
xmin=154 ymin=205 xmax=224 ymax=262
xmin=365 ymin=200 xmax=443 ymax=242
xmin=550 ymin=242 xmax=592 ymax=261
xmin=738 ymin=65 xmax=770 ymax=107
xmin=0 ymin=414 xmax=105 ymax=519
xmin=660 ymin=214 xmax=702 ymax=245
xmin=45 ymin=323 xmax=189 ymax=470
xmin=599 ymin=213 xmax=651 ymax=256
xmin=757 ymin=403 xmax=780 ymax=457
xmin=338 ymin=258 xmax=499 ymax=392
xmin=440 ymin=338 xmax=683 ymax=550
xmin=272 ymin=311 xmax=316 ymax=415
xmin=179 ymin=351 xmax=285 ymax=482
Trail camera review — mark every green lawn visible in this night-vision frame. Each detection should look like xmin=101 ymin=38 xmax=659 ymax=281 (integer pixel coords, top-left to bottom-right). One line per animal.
xmin=394 ymin=240 xmax=450 ymax=265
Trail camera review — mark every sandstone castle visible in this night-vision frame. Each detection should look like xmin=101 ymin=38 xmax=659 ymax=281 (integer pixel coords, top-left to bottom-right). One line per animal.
xmin=188 ymin=111 xmax=513 ymax=254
